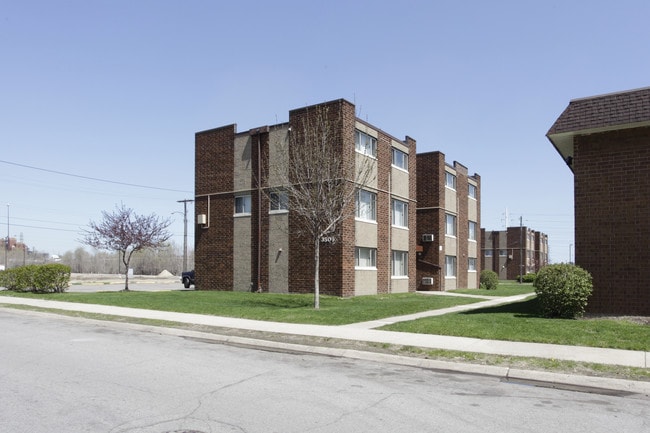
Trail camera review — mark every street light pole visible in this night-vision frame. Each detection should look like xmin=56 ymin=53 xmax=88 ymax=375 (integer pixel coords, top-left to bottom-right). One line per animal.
xmin=177 ymin=199 xmax=194 ymax=272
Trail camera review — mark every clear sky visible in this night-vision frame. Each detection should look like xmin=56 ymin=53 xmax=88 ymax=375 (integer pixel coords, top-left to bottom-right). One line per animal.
xmin=2 ymin=0 xmax=649 ymax=262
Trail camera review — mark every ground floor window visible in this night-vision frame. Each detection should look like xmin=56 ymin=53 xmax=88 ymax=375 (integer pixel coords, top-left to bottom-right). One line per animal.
xmin=468 ymin=257 xmax=477 ymax=271
xmin=445 ymin=255 xmax=456 ymax=277
xmin=392 ymin=250 xmax=408 ymax=277
xmin=355 ymin=247 xmax=377 ymax=269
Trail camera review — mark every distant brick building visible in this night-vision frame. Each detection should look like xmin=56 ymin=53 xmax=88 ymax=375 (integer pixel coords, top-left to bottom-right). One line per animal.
xmin=194 ymin=99 xmax=417 ymax=296
xmin=547 ymin=87 xmax=650 ymax=315
xmin=481 ymin=227 xmax=548 ymax=280
xmin=416 ymin=152 xmax=481 ymax=290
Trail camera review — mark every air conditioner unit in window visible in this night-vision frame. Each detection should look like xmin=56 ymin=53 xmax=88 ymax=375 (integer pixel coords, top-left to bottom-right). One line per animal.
xmin=421 ymin=277 xmax=434 ymax=285
xmin=421 ymin=234 xmax=434 ymax=242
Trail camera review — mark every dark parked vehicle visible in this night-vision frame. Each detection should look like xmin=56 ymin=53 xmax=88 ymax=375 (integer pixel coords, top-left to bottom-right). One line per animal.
xmin=181 ymin=270 xmax=195 ymax=288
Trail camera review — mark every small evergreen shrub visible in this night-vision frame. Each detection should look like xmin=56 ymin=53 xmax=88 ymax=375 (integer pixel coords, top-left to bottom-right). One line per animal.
xmin=515 ymin=273 xmax=537 ymax=283
xmin=33 ymin=264 xmax=71 ymax=293
xmin=533 ymin=263 xmax=592 ymax=319
xmin=480 ymin=270 xmax=499 ymax=290
xmin=0 ymin=264 xmax=70 ymax=293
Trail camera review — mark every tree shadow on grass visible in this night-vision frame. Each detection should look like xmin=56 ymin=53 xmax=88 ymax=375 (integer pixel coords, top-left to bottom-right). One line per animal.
xmin=253 ymin=295 xmax=314 ymax=309
xmin=461 ymin=298 xmax=541 ymax=318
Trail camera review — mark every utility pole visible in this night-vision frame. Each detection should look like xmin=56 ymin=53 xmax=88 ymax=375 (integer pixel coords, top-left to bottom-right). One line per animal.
xmin=519 ymin=216 xmax=523 ymax=284
xmin=177 ymin=199 xmax=194 ymax=272
xmin=5 ymin=203 xmax=9 ymax=270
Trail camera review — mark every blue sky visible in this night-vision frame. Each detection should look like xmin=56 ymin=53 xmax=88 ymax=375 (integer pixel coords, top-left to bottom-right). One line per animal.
xmin=2 ymin=0 xmax=649 ymax=262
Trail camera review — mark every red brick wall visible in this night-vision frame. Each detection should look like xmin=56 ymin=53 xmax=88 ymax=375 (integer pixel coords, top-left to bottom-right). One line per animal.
xmin=195 ymin=125 xmax=235 ymax=291
xmin=416 ymin=152 xmax=445 ymax=290
xmin=574 ymin=126 xmax=650 ymax=315
xmin=376 ymin=130 xmax=391 ymax=294
xmin=286 ymin=99 xmax=353 ymax=296
xmin=406 ymin=137 xmax=418 ymax=293
xmin=455 ymin=162 xmax=469 ymax=288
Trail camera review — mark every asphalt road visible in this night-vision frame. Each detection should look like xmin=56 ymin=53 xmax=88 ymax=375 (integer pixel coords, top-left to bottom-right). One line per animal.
xmin=0 ymin=309 xmax=648 ymax=433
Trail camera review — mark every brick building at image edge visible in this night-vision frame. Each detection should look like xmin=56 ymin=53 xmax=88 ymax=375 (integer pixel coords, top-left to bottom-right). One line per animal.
xmin=547 ymin=86 xmax=650 ymax=315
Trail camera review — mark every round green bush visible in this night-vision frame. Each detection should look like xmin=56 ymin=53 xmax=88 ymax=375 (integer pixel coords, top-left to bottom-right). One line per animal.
xmin=533 ymin=263 xmax=592 ymax=319
xmin=480 ymin=270 xmax=499 ymax=290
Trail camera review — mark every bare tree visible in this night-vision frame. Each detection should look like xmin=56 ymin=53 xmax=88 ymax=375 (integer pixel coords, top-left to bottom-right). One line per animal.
xmin=80 ymin=204 xmax=172 ymax=290
xmin=267 ymin=105 xmax=375 ymax=308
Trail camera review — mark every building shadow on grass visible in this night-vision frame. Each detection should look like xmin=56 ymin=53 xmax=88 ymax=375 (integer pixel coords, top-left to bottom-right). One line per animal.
xmin=461 ymin=297 xmax=540 ymax=318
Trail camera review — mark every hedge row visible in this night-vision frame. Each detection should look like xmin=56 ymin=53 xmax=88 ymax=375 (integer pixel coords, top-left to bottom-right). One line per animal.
xmin=0 ymin=264 xmax=71 ymax=293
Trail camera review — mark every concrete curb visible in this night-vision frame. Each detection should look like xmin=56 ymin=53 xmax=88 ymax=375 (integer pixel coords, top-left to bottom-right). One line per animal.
xmin=1 ymin=297 xmax=649 ymax=398
xmin=133 ymin=321 xmax=650 ymax=398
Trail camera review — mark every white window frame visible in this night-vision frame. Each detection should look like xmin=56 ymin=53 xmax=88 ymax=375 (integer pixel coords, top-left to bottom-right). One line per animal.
xmin=392 ymin=199 xmax=408 ymax=228
xmin=269 ymin=191 xmax=288 ymax=213
xmin=468 ymin=257 xmax=477 ymax=272
xmin=355 ymin=130 xmax=377 ymax=158
xmin=355 ymin=247 xmax=377 ymax=269
xmin=234 ymin=194 xmax=251 ymax=215
xmin=445 ymin=172 xmax=456 ymax=190
xmin=485 ymin=250 xmax=493 ymax=257
xmin=445 ymin=255 xmax=457 ymax=278
xmin=468 ymin=183 xmax=477 ymax=199
xmin=445 ymin=213 xmax=457 ymax=237
xmin=356 ymin=189 xmax=377 ymax=222
xmin=391 ymin=148 xmax=408 ymax=171
xmin=468 ymin=221 xmax=477 ymax=241
xmin=392 ymin=250 xmax=408 ymax=277
xmin=499 ymin=249 xmax=508 ymax=257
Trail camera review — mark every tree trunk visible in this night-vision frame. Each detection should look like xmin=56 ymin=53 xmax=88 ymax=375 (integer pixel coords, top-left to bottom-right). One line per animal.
xmin=314 ymin=238 xmax=320 ymax=309
xmin=122 ymin=251 xmax=130 ymax=291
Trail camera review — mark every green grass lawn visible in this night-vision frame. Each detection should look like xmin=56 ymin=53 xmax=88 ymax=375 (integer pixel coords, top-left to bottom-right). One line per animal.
xmin=382 ymin=297 xmax=650 ymax=351
xmin=450 ymin=281 xmax=536 ymax=297
xmin=0 ymin=290 xmax=481 ymax=325
xmin=2 ymin=285 xmax=648 ymax=351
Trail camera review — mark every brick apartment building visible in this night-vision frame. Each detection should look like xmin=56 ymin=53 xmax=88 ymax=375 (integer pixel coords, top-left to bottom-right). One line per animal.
xmin=547 ymin=86 xmax=650 ymax=315
xmin=481 ymin=227 xmax=548 ymax=280
xmin=416 ymin=153 xmax=481 ymax=290
xmin=194 ymin=99 xmax=417 ymax=296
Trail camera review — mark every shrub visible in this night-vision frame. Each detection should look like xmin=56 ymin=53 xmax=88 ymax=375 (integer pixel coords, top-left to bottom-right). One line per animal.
xmin=0 ymin=264 xmax=70 ymax=293
xmin=480 ymin=270 xmax=499 ymax=290
xmin=0 ymin=266 xmax=33 ymax=291
xmin=33 ymin=264 xmax=71 ymax=293
xmin=533 ymin=263 xmax=592 ymax=319
xmin=515 ymin=273 xmax=537 ymax=283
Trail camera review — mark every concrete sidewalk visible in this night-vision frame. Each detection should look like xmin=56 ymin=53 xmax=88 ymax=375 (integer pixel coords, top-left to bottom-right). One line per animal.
xmin=1 ymin=294 xmax=648 ymax=396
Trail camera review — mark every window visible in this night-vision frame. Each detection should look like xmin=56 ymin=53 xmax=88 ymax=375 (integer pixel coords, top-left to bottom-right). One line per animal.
xmin=485 ymin=250 xmax=493 ymax=257
xmin=468 ymin=257 xmax=477 ymax=271
xmin=468 ymin=221 xmax=477 ymax=241
xmin=355 ymin=247 xmax=377 ymax=268
xmin=392 ymin=250 xmax=408 ymax=277
xmin=269 ymin=191 xmax=288 ymax=212
xmin=445 ymin=255 xmax=456 ymax=278
xmin=391 ymin=148 xmax=408 ymax=170
xmin=468 ymin=183 xmax=477 ymax=199
xmin=445 ymin=172 xmax=456 ymax=189
xmin=445 ymin=213 xmax=456 ymax=236
xmin=235 ymin=195 xmax=251 ymax=215
xmin=392 ymin=199 xmax=408 ymax=228
xmin=499 ymin=249 xmax=508 ymax=257
xmin=355 ymin=130 xmax=377 ymax=157
xmin=356 ymin=189 xmax=377 ymax=221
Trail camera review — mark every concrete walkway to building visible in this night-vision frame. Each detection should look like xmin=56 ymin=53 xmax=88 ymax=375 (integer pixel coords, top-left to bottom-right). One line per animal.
xmin=1 ymin=292 xmax=649 ymax=396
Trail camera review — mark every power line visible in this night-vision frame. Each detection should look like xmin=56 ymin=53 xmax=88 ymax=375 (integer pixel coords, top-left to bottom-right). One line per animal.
xmin=0 ymin=159 xmax=192 ymax=193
